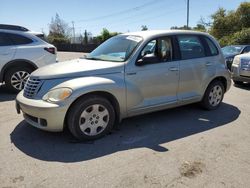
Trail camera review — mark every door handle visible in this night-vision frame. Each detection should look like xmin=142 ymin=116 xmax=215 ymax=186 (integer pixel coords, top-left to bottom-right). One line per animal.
xmin=126 ymin=72 xmax=137 ymax=75
xmin=206 ymin=62 xmax=212 ymax=66
xmin=169 ymin=67 xmax=179 ymax=71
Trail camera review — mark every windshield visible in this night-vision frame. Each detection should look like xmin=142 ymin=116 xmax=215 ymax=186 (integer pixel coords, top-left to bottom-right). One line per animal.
xmin=86 ymin=35 xmax=142 ymax=62
xmin=222 ymin=46 xmax=243 ymax=56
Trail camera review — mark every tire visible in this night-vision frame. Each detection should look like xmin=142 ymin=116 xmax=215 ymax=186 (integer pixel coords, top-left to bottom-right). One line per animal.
xmin=67 ymin=95 xmax=115 ymax=141
xmin=233 ymin=80 xmax=243 ymax=85
xmin=201 ymin=81 xmax=225 ymax=110
xmin=4 ymin=66 xmax=33 ymax=93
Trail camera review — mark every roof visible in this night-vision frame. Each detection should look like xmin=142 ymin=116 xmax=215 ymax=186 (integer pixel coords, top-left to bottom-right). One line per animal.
xmin=121 ymin=30 xmax=209 ymax=40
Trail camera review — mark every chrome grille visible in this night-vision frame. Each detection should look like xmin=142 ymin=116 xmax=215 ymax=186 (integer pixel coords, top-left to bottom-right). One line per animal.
xmin=241 ymin=61 xmax=250 ymax=71
xmin=23 ymin=77 xmax=42 ymax=98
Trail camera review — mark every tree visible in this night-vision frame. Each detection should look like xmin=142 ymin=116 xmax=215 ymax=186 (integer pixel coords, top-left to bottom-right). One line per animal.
xmin=210 ymin=2 xmax=250 ymax=44
xmin=84 ymin=30 xmax=88 ymax=44
xmin=47 ymin=13 xmax=70 ymax=45
xmin=141 ymin=25 xmax=148 ymax=31
xmin=96 ymin=28 xmax=120 ymax=43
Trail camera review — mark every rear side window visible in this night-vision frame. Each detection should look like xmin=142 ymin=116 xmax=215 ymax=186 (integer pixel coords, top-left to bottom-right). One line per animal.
xmin=204 ymin=37 xmax=218 ymax=56
xmin=243 ymin=46 xmax=250 ymax=54
xmin=177 ymin=35 xmax=205 ymax=60
xmin=0 ymin=32 xmax=13 ymax=46
xmin=7 ymin=33 xmax=33 ymax=45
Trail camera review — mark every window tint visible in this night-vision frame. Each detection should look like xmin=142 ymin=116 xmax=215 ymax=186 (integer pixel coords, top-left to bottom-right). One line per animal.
xmin=0 ymin=32 xmax=13 ymax=46
xmin=205 ymin=37 xmax=218 ymax=56
xmin=7 ymin=33 xmax=33 ymax=45
xmin=177 ymin=35 xmax=205 ymax=60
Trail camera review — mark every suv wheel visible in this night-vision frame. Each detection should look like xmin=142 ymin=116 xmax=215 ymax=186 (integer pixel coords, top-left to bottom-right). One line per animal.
xmin=67 ymin=96 xmax=115 ymax=140
xmin=201 ymin=81 xmax=225 ymax=110
xmin=5 ymin=66 xmax=33 ymax=93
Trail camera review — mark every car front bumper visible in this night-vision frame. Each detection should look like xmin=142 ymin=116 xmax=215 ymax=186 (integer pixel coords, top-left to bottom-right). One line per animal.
xmin=16 ymin=91 xmax=68 ymax=132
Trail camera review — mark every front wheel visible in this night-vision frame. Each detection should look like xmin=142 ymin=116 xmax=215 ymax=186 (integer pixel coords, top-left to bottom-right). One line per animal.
xmin=67 ymin=96 xmax=115 ymax=140
xmin=201 ymin=81 xmax=225 ymax=110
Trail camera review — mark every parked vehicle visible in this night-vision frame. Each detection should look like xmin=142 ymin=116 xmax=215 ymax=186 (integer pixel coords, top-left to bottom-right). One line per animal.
xmin=222 ymin=45 xmax=250 ymax=71
xmin=0 ymin=24 xmax=44 ymax=39
xmin=0 ymin=29 xmax=57 ymax=92
xmin=231 ymin=53 xmax=250 ymax=84
xmin=16 ymin=30 xmax=231 ymax=140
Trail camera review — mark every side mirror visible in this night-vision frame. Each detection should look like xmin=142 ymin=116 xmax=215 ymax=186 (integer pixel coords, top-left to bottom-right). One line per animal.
xmin=136 ymin=54 xmax=158 ymax=66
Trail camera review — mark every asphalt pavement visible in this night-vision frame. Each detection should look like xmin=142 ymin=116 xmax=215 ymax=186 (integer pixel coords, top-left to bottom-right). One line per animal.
xmin=0 ymin=52 xmax=250 ymax=188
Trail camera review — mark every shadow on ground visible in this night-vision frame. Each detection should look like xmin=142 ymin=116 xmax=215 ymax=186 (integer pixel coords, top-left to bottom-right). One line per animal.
xmin=11 ymin=103 xmax=240 ymax=163
xmin=0 ymin=84 xmax=16 ymax=102
xmin=233 ymin=82 xmax=250 ymax=91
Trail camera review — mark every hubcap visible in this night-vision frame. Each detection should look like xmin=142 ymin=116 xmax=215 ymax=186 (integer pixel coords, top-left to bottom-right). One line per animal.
xmin=208 ymin=85 xmax=223 ymax=107
xmin=79 ymin=104 xmax=109 ymax=136
xmin=11 ymin=71 xmax=30 ymax=91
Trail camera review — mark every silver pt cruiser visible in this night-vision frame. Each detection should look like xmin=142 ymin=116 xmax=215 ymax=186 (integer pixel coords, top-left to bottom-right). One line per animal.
xmin=16 ymin=30 xmax=231 ymax=140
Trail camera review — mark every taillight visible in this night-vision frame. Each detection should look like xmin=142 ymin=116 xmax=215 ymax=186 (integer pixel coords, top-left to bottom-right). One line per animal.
xmin=44 ymin=47 xmax=56 ymax=54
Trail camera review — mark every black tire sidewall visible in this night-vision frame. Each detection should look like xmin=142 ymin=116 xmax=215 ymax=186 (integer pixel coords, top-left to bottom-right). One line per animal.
xmin=202 ymin=81 xmax=225 ymax=110
xmin=5 ymin=66 xmax=33 ymax=93
xmin=67 ymin=96 xmax=115 ymax=140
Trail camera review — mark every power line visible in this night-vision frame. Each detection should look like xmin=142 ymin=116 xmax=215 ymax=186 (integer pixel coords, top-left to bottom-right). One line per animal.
xmin=76 ymin=0 xmax=163 ymax=23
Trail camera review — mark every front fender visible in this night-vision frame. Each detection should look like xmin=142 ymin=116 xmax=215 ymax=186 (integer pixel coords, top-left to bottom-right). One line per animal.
xmin=53 ymin=75 xmax=127 ymax=118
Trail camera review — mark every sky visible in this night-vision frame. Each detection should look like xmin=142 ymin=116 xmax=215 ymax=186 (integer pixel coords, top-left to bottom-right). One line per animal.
xmin=0 ymin=0 xmax=245 ymax=36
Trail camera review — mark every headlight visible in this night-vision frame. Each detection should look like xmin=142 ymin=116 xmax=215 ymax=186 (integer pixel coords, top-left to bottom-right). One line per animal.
xmin=43 ymin=88 xmax=72 ymax=102
xmin=232 ymin=57 xmax=240 ymax=66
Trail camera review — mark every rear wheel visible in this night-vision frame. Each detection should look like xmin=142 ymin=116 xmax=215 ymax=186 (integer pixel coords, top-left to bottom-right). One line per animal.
xmin=4 ymin=66 xmax=33 ymax=93
xmin=67 ymin=96 xmax=115 ymax=140
xmin=201 ymin=81 xmax=225 ymax=110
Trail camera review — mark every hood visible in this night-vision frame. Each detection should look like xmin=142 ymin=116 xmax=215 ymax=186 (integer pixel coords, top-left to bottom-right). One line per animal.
xmin=31 ymin=58 xmax=124 ymax=79
xmin=223 ymin=53 xmax=239 ymax=59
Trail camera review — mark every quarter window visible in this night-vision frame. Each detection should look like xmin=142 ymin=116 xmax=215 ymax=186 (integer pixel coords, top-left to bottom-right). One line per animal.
xmin=177 ymin=35 xmax=205 ymax=60
xmin=205 ymin=37 xmax=218 ymax=56
xmin=7 ymin=33 xmax=33 ymax=45
xmin=0 ymin=33 xmax=13 ymax=46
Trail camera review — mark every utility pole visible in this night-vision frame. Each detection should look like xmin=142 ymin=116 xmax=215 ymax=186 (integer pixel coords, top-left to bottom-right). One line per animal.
xmin=72 ymin=21 xmax=75 ymax=43
xmin=187 ymin=0 xmax=189 ymax=29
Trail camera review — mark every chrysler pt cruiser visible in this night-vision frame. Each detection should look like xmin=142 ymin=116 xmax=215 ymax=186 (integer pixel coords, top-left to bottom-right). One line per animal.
xmin=16 ymin=30 xmax=231 ymax=140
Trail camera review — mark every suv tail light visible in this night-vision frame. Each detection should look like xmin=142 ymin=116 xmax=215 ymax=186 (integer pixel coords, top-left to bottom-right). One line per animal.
xmin=44 ymin=47 xmax=56 ymax=54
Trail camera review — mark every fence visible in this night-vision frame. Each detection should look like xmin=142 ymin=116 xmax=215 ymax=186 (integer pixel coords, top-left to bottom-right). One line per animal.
xmin=55 ymin=43 xmax=99 ymax=53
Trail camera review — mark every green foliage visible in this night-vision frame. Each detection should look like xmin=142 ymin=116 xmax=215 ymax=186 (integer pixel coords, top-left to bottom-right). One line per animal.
xmin=47 ymin=13 xmax=70 ymax=45
xmin=219 ymin=28 xmax=250 ymax=47
xmin=141 ymin=25 xmax=148 ymax=31
xmin=210 ymin=2 xmax=250 ymax=46
xmin=96 ymin=28 xmax=120 ymax=43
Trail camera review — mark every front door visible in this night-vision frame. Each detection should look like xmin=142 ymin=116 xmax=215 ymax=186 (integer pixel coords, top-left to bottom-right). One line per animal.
xmin=125 ymin=36 xmax=179 ymax=115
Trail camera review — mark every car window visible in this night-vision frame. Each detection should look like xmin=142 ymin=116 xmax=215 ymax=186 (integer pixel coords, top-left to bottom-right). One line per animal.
xmin=204 ymin=37 xmax=218 ymax=56
xmin=141 ymin=40 xmax=156 ymax=57
xmin=243 ymin=46 xmax=250 ymax=54
xmin=0 ymin=32 xmax=13 ymax=46
xmin=177 ymin=35 xmax=205 ymax=60
xmin=140 ymin=37 xmax=173 ymax=63
xmin=7 ymin=33 xmax=33 ymax=45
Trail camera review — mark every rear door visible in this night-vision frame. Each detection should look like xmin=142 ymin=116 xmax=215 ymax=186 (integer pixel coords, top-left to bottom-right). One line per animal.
xmin=0 ymin=32 xmax=16 ymax=71
xmin=176 ymin=35 xmax=216 ymax=101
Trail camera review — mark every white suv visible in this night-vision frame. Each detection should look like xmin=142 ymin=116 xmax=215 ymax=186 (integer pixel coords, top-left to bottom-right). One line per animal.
xmin=0 ymin=29 xmax=57 ymax=92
